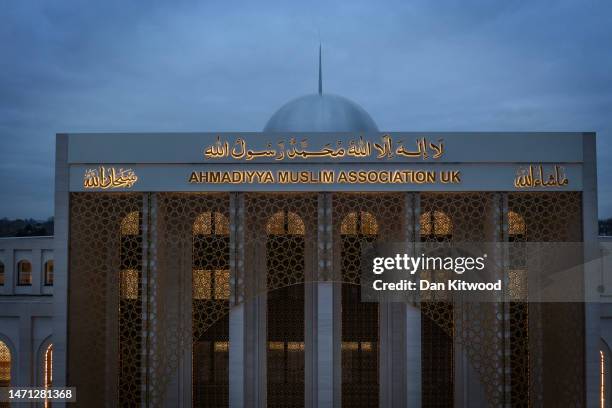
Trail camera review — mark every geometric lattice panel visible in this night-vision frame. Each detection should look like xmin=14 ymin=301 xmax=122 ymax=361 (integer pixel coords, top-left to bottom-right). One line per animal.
xmin=509 ymin=192 xmax=583 ymax=407
xmin=419 ymin=192 xmax=501 ymax=407
xmin=68 ymin=193 xmax=144 ymax=408
xmin=244 ymin=193 xmax=318 ymax=408
xmin=332 ymin=193 xmax=405 ymax=408
xmin=155 ymin=193 xmax=230 ymax=408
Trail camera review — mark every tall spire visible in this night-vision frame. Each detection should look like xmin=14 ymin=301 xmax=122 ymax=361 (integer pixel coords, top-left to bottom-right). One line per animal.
xmin=318 ymin=44 xmax=323 ymax=95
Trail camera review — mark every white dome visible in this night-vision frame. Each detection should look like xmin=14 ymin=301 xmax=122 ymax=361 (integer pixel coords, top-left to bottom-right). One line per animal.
xmin=264 ymin=93 xmax=379 ymax=132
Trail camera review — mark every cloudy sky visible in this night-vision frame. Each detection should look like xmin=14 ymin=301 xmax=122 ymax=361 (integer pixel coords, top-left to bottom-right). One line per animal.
xmin=1 ymin=0 xmax=611 ymax=219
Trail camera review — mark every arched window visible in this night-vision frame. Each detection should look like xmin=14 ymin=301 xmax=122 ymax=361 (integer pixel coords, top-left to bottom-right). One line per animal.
xmin=192 ymin=212 xmax=230 ymax=300
xmin=420 ymin=210 xmax=452 ymax=239
xmin=193 ymin=211 xmax=230 ymax=236
xmin=17 ymin=260 xmax=32 ymax=286
xmin=0 ymin=340 xmax=10 ymax=387
xmin=44 ymin=260 xmax=54 ymax=286
xmin=0 ymin=262 xmax=4 ymax=286
xmin=120 ymin=212 xmax=140 ymax=300
xmin=340 ymin=210 xmax=379 ymax=407
xmin=265 ymin=209 xmax=306 ymax=406
xmin=340 ymin=211 xmax=378 ymax=235
xmin=118 ymin=210 xmax=142 ymax=406
xmin=192 ymin=211 xmax=231 ymax=407
xmin=266 ymin=211 xmax=305 ymax=235
xmin=507 ymin=209 xmax=529 ymax=406
xmin=44 ymin=344 xmax=53 ymax=408
xmin=507 ymin=210 xmax=527 ymax=298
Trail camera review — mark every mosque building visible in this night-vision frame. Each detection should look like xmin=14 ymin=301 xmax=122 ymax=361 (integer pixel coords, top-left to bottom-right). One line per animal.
xmin=1 ymin=51 xmax=612 ymax=408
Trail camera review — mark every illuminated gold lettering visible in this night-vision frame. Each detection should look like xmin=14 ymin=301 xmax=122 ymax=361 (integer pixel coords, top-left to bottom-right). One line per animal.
xmin=83 ymin=167 xmax=138 ymax=189
xmin=261 ymin=171 xmax=274 ymax=183
xmin=204 ymin=136 xmax=446 ymax=161
xmin=185 ymin=169 xmax=465 ymax=185
xmin=514 ymin=165 xmax=568 ymax=189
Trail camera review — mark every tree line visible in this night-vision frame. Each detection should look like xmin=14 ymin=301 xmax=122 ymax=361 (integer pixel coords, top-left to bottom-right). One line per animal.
xmin=0 ymin=217 xmax=54 ymax=237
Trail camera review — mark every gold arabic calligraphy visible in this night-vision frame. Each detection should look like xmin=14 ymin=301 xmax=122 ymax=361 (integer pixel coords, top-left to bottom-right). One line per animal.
xmin=513 ymin=165 xmax=568 ymax=188
xmin=83 ymin=167 xmax=138 ymax=189
xmin=203 ymin=135 xmax=444 ymax=161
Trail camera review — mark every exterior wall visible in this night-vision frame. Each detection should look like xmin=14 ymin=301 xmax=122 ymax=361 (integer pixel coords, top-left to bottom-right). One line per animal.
xmin=0 ymin=236 xmax=54 ymax=391
xmin=599 ymin=236 xmax=612 ymax=345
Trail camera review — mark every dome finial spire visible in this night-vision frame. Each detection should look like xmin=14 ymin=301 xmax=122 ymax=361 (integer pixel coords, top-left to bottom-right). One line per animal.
xmin=318 ymin=43 xmax=323 ymax=95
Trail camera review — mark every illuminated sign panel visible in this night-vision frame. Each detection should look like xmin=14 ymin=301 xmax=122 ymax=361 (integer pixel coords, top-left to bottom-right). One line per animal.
xmin=66 ymin=132 xmax=587 ymax=192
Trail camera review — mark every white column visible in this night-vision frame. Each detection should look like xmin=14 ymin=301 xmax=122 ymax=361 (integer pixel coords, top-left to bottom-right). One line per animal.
xmin=405 ymin=305 xmax=421 ymax=407
xmin=31 ymin=248 xmax=42 ymax=295
xmin=582 ymin=132 xmax=600 ymax=407
xmin=229 ymin=304 xmax=245 ymax=408
xmin=407 ymin=193 xmax=421 ymax=408
xmin=230 ymin=193 xmax=245 ymax=408
xmin=52 ymin=134 xmax=70 ymax=408
xmin=316 ymin=192 xmax=334 ymax=408
xmin=317 ymin=283 xmax=334 ymax=408
xmin=18 ymin=313 xmax=32 ymax=386
xmin=379 ymin=193 xmax=422 ymax=407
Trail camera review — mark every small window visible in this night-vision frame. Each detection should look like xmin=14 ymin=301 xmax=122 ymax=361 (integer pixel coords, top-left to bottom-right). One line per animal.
xmin=44 ymin=260 xmax=54 ymax=286
xmin=17 ymin=260 xmax=32 ymax=286
xmin=0 ymin=262 xmax=4 ymax=286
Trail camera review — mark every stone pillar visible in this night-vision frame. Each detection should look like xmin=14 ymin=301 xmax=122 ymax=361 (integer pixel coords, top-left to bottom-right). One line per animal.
xmin=4 ymin=249 xmax=14 ymax=296
xmin=316 ymin=193 xmax=334 ymax=408
xmin=379 ymin=192 xmax=421 ymax=407
xmin=454 ymin=193 xmax=503 ymax=407
xmin=31 ymin=248 xmax=42 ymax=295
xmin=405 ymin=305 xmax=421 ymax=407
xmin=18 ymin=313 xmax=32 ymax=387
xmin=406 ymin=193 xmax=421 ymax=408
xmin=240 ymin=193 xmax=267 ymax=408
xmin=52 ymin=134 xmax=70 ymax=408
xmin=582 ymin=132 xmax=600 ymax=407
xmin=230 ymin=193 xmax=245 ymax=408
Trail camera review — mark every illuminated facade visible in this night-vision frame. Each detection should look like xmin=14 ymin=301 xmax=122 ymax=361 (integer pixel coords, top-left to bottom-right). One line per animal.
xmin=24 ymin=80 xmax=609 ymax=408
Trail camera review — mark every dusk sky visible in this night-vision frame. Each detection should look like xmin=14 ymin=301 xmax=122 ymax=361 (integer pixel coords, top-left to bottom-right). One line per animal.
xmin=1 ymin=0 xmax=611 ymax=219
